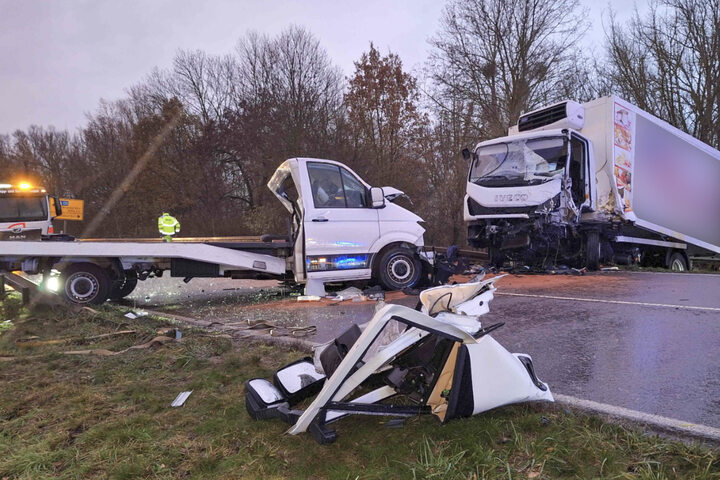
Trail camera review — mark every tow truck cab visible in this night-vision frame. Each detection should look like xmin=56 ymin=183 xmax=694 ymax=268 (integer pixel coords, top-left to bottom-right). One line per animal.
xmin=0 ymin=183 xmax=62 ymax=240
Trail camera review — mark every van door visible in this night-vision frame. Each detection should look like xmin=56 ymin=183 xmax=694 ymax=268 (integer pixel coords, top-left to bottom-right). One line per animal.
xmin=302 ymin=161 xmax=379 ymax=277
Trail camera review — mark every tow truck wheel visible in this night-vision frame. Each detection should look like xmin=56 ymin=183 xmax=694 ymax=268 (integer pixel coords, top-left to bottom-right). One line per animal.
xmin=61 ymin=263 xmax=111 ymax=305
xmin=109 ymin=272 xmax=138 ymax=301
xmin=668 ymin=252 xmax=688 ymax=271
xmin=377 ymin=247 xmax=422 ymax=291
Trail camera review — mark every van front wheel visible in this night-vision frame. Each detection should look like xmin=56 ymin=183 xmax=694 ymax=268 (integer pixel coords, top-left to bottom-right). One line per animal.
xmin=377 ymin=247 xmax=422 ymax=291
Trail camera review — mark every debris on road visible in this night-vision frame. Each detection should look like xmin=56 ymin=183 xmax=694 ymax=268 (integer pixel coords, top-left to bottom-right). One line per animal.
xmin=331 ymin=286 xmax=363 ymax=301
xmin=361 ymin=285 xmax=385 ymax=301
xmin=297 ymin=295 xmax=321 ymax=302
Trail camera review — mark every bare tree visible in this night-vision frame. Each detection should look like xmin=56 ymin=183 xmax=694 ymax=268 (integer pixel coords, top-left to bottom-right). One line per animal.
xmin=605 ymin=0 xmax=720 ymax=148
xmin=344 ymin=43 xmax=428 ymax=190
xmin=220 ymin=26 xmax=345 ymax=233
xmin=429 ymin=0 xmax=590 ymax=139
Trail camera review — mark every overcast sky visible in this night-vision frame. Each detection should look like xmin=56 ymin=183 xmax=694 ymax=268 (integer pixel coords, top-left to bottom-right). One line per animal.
xmin=0 ymin=0 xmax=645 ymax=135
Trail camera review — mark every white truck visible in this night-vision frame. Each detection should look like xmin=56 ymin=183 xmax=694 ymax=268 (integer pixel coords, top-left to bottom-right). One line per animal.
xmin=1 ymin=158 xmax=427 ymax=304
xmin=0 ymin=183 xmax=62 ymax=239
xmin=464 ymin=96 xmax=720 ymax=270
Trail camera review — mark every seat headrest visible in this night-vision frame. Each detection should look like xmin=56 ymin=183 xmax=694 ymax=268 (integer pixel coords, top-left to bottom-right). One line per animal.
xmin=419 ymin=275 xmax=504 ymax=315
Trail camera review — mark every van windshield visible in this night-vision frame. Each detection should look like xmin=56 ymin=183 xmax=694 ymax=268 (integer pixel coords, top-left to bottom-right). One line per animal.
xmin=470 ymin=137 xmax=568 ymax=187
xmin=0 ymin=195 xmax=48 ymax=222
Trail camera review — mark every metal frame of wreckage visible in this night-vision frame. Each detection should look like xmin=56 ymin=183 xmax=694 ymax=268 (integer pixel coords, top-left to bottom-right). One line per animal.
xmin=245 ymin=278 xmax=554 ymax=444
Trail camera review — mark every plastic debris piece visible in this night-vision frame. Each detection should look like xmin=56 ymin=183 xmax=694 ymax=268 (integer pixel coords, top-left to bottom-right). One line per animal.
xmin=297 ymin=295 xmax=321 ymax=302
xmin=334 ymin=286 xmax=363 ymax=301
xmin=171 ymin=391 xmax=192 ymax=407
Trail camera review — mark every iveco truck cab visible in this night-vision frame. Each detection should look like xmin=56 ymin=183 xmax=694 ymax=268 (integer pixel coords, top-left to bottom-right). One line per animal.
xmin=464 ymin=97 xmax=720 ymax=270
xmin=0 ymin=182 xmax=61 ymax=240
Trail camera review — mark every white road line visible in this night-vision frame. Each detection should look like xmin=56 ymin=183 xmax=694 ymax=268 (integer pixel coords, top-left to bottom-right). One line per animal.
xmin=608 ymin=270 xmax=720 ymax=278
xmin=555 ymin=393 xmax=720 ymax=442
xmin=496 ymin=292 xmax=720 ymax=312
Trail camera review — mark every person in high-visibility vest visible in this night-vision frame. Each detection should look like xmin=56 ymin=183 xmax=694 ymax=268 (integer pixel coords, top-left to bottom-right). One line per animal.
xmin=158 ymin=213 xmax=180 ymax=242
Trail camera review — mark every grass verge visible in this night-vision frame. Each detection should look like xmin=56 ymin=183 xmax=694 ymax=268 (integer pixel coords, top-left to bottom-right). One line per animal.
xmin=0 ymin=292 xmax=719 ymax=479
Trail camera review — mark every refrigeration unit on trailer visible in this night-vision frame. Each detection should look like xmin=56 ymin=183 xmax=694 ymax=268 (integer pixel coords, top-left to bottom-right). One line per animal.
xmin=463 ymin=96 xmax=720 ymax=270
xmin=1 ymin=158 xmax=428 ymax=304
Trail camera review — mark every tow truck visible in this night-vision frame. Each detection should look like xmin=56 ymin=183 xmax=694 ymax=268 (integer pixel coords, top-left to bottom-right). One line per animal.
xmin=1 ymin=158 xmax=428 ymax=304
xmin=0 ymin=182 xmax=62 ymax=240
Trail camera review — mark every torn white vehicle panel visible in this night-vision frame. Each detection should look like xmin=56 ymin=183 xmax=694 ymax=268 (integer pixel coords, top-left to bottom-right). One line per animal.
xmin=244 ymin=277 xmax=553 ymax=444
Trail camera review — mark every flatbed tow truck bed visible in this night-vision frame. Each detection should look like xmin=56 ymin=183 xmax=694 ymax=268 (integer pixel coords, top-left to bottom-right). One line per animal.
xmin=77 ymin=236 xmax=293 ymax=256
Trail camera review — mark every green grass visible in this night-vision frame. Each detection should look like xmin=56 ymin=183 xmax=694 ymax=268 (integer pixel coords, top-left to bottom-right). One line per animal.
xmin=1 ymin=292 xmax=719 ymax=479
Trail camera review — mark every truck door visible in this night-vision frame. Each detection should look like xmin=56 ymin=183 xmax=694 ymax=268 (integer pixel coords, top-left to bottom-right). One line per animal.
xmin=569 ymin=134 xmax=591 ymax=210
xmin=302 ymin=161 xmax=380 ymax=275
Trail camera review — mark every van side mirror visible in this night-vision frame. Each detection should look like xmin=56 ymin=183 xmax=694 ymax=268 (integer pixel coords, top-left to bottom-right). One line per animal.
xmin=462 ymin=148 xmax=471 ymax=161
xmin=52 ymin=196 xmax=62 ymax=217
xmin=370 ymin=187 xmax=385 ymax=208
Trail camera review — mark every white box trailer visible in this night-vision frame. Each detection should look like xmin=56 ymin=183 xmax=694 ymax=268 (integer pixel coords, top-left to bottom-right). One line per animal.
xmin=1 ymin=158 xmax=427 ymax=304
xmin=464 ymin=96 xmax=720 ymax=270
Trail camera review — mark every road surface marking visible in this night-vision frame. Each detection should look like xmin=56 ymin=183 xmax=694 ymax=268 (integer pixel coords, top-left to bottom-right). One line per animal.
xmin=496 ymin=292 xmax=720 ymax=312
xmin=555 ymin=393 xmax=720 ymax=442
xmin=613 ymin=270 xmax=720 ymax=278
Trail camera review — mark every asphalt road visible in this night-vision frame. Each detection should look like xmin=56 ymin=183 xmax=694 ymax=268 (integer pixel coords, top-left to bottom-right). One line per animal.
xmin=487 ymin=272 xmax=720 ymax=430
xmin=130 ymin=271 xmax=720 ymax=430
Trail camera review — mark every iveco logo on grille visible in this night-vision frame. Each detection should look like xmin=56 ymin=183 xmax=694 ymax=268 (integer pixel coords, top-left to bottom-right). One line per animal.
xmin=494 ymin=193 xmax=529 ymax=202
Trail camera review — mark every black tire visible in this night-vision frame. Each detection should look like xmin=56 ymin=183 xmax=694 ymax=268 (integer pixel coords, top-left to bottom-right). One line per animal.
xmin=489 ymin=247 xmax=505 ymax=269
xmin=109 ymin=272 xmax=138 ymax=301
xmin=60 ymin=263 xmax=111 ymax=305
xmin=376 ymin=247 xmax=422 ymax=291
xmin=585 ymin=230 xmax=600 ymax=271
xmin=668 ymin=252 xmax=688 ymax=272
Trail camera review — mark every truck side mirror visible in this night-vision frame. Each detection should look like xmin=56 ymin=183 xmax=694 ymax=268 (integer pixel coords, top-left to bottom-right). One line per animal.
xmin=462 ymin=148 xmax=471 ymax=161
xmin=370 ymin=187 xmax=385 ymax=208
xmin=52 ymin=196 xmax=62 ymax=217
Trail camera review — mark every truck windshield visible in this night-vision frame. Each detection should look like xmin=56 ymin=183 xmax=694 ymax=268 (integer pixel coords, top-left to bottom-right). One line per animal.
xmin=0 ymin=196 xmax=48 ymax=222
xmin=470 ymin=137 xmax=568 ymax=187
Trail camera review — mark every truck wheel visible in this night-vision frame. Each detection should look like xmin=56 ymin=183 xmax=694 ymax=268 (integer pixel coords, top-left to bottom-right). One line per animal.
xmin=109 ymin=272 xmax=138 ymax=301
xmin=668 ymin=252 xmax=688 ymax=271
xmin=377 ymin=247 xmax=422 ymax=291
xmin=61 ymin=263 xmax=111 ymax=305
xmin=489 ymin=247 xmax=505 ymax=269
xmin=585 ymin=230 xmax=600 ymax=271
